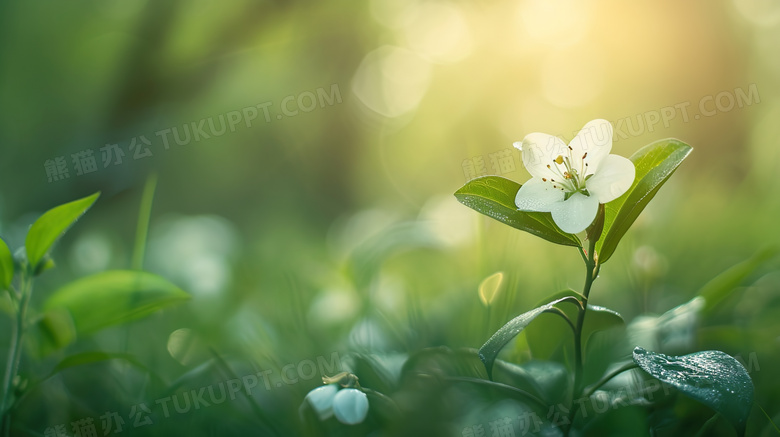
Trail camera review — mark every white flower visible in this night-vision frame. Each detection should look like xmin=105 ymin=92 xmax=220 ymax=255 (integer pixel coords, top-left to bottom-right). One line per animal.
xmin=332 ymin=388 xmax=369 ymax=425
xmin=513 ymin=119 xmax=635 ymax=234
xmin=304 ymin=385 xmax=369 ymax=425
xmin=305 ymin=384 xmax=339 ymax=420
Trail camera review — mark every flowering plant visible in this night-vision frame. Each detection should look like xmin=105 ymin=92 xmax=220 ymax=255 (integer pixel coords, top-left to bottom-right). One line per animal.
xmin=454 ymin=120 xmax=755 ymax=436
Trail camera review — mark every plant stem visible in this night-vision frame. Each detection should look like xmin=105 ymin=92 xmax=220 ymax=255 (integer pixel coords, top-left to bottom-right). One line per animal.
xmin=0 ymin=269 xmax=32 ymax=436
xmin=572 ymin=239 xmax=597 ymax=397
xmin=565 ymin=238 xmax=599 ymax=435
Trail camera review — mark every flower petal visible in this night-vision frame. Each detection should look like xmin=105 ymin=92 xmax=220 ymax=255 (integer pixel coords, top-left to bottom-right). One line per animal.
xmin=569 ymin=119 xmax=613 ymax=173
xmin=515 ymin=178 xmax=565 ymax=212
xmin=549 ymin=192 xmax=599 ymax=234
xmin=586 ymin=154 xmax=636 ymax=203
xmin=305 ymin=384 xmax=338 ymax=419
xmin=520 ymin=133 xmax=568 ymax=180
xmin=332 ymin=388 xmax=369 ymax=425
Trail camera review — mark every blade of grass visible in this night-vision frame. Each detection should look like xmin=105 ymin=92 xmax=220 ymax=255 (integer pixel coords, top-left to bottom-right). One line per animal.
xmin=758 ymin=402 xmax=780 ymax=434
xmin=132 ymin=173 xmax=158 ymax=271
xmin=209 ymin=348 xmax=282 ymax=435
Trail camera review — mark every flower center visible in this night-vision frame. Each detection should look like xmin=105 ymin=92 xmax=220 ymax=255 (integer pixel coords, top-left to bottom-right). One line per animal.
xmin=543 ymin=146 xmax=593 ymax=200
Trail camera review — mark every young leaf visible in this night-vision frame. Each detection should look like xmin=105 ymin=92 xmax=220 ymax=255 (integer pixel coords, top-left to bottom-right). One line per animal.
xmin=25 ymin=192 xmax=100 ymax=270
xmin=494 ymin=360 xmax=569 ymax=405
xmin=44 ymin=270 xmax=189 ymax=333
xmin=0 ymin=238 xmax=13 ymax=290
xmin=31 ymin=351 xmax=163 ymax=390
xmin=633 ymin=347 xmax=754 ymax=436
xmin=27 ymin=308 xmax=77 ymax=357
xmin=49 ymin=351 xmax=148 ymax=377
xmin=526 ymin=291 xmax=623 ymax=361
xmin=525 ymin=289 xmax=582 ymax=360
xmin=597 ymin=140 xmax=692 ymax=264
xmin=479 ymin=296 xmax=580 ymax=379
xmin=583 ymin=305 xmax=624 ymax=350
xmin=455 ymin=176 xmax=581 ymax=247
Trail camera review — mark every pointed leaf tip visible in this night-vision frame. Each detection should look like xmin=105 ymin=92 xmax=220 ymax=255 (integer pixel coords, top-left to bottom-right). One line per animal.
xmin=597 ymin=140 xmax=692 ymax=263
xmin=25 ymin=192 xmax=101 ymax=270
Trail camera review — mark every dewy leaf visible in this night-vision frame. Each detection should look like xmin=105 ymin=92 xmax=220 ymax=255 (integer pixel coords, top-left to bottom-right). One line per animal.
xmin=25 ymin=192 xmax=100 ymax=270
xmin=455 ymin=176 xmax=581 ymax=247
xmin=633 ymin=347 xmax=754 ymax=436
xmin=479 ymin=296 xmax=580 ymax=379
xmin=0 ymin=238 xmax=13 ymax=290
xmin=597 ymin=140 xmax=692 ymax=264
xmin=44 ymin=270 xmax=189 ymax=333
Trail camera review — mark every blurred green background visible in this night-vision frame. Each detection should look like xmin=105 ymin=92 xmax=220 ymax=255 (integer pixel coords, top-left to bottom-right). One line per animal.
xmin=1 ymin=0 xmax=779 ymax=435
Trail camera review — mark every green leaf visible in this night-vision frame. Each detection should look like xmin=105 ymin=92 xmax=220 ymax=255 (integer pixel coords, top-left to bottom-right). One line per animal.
xmin=349 ymin=354 xmax=401 ymax=395
xmin=479 ymin=296 xmax=579 ymax=379
xmin=597 ymin=140 xmax=692 ymax=264
xmin=0 ymin=238 xmax=13 ymax=290
xmin=27 ymin=308 xmax=77 ymax=356
xmin=49 ymin=351 xmax=145 ymax=376
xmin=401 ymin=347 xmax=486 ymax=382
xmin=698 ymin=246 xmax=777 ymax=313
xmin=494 ymin=359 xmax=569 ymax=404
xmin=525 ymin=290 xmax=623 ymax=361
xmin=455 ymin=176 xmax=581 ymax=247
xmin=583 ymin=305 xmax=624 ymax=350
xmin=525 ymin=290 xmax=581 ymax=361
xmin=19 ymin=351 xmax=162 ymax=404
xmin=44 ymin=270 xmax=189 ymax=333
xmin=25 ymin=192 xmax=100 ymax=270
xmin=30 ymin=351 xmax=163 ymax=392
xmin=633 ymin=347 xmax=754 ymax=436
xmin=627 ymin=297 xmax=705 ymax=356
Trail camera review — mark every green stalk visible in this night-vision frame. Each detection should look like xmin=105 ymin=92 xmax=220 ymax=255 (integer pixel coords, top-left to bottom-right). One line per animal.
xmin=0 ymin=268 xmax=32 ymax=436
xmin=132 ymin=173 xmax=158 ymax=271
xmin=565 ymin=205 xmax=604 ymax=435
xmin=572 ymin=238 xmax=597 ymax=403
xmin=123 ymin=173 xmax=158 ymax=354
